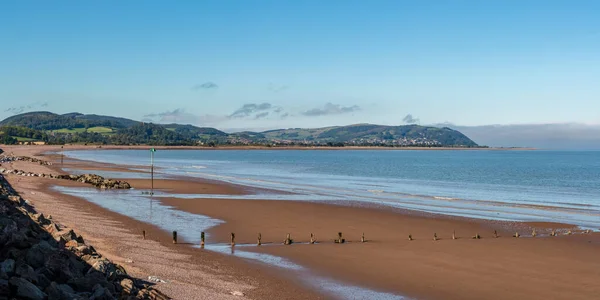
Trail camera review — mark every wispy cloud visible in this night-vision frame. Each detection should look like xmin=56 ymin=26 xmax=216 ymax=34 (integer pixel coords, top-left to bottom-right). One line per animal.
xmin=402 ymin=114 xmax=419 ymax=124
xmin=302 ymin=103 xmax=361 ymax=117
xmin=4 ymin=101 xmax=49 ymax=115
xmin=192 ymin=82 xmax=218 ymax=90
xmin=254 ymin=112 xmax=270 ymax=119
xmin=229 ymin=103 xmax=273 ymax=118
xmin=143 ymin=108 xmax=227 ymax=125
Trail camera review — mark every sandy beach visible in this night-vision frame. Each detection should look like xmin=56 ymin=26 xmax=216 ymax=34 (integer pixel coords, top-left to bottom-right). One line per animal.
xmin=1 ymin=145 xmax=598 ymax=300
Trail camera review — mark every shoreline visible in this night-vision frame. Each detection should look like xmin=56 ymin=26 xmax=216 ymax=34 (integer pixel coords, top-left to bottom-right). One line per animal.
xmin=6 ymin=144 xmax=536 ymax=151
xmin=2 ymin=145 xmax=599 ymax=300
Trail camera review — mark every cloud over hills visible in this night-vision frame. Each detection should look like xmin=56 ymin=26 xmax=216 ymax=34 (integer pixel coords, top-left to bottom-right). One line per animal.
xmin=302 ymin=103 xmax=361 ymax=117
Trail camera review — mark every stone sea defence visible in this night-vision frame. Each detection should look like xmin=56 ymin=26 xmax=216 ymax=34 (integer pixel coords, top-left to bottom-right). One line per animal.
xmin=0 ymin=169 xmax=131 ymax=190
xmin=0 ymin=154 xmax=131 ymax=190
xmin=0 ymin=155 xmax=52 ymax=166
xmin=0 ymin=173 xmax=169 ymax=300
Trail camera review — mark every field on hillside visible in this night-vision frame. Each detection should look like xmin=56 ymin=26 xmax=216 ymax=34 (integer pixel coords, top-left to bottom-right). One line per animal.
xmin=52 ymin=126 xmax=114 ymax=134
xmin=14 ymin=137 xmax=37 ymax=142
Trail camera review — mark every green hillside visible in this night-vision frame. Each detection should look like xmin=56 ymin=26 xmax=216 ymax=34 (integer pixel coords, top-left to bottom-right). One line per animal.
xmin=0 ymin=111 xmax=480 ymax=147
xmin=0 ymin=111 xmax=138 ymax=131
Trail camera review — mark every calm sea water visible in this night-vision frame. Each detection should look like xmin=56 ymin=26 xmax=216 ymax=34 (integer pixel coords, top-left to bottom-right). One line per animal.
xmin=64 ymin=149 xmax=600 ymax=228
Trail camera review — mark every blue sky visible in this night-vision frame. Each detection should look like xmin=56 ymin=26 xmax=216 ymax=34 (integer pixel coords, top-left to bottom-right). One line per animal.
xmin=1 ymin=0 xmax=599 ymax=130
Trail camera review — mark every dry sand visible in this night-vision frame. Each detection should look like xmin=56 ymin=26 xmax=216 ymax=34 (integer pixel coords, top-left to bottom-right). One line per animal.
xmin=1 ymin=145 xmax=597 ymax=300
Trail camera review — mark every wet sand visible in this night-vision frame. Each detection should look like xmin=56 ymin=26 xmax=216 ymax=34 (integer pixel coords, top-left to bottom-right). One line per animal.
xmin=160 ymin=197 xmax=600 ymax=300
xmin=2 ymin=145 xmax=598 ymax=300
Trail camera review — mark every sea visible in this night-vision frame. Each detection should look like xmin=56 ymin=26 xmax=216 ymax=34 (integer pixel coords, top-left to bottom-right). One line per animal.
xmin=63 ymin=149 xmax=600 ymax=229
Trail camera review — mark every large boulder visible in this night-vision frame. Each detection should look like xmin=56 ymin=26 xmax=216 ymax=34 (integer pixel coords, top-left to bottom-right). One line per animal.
xmin=0 ymin=259 xmax=15 ymax=279
xmin=90 ymin=284 xmax=115 ymax=300
xmin=0 ymin=279 xmax=8 ymax=298
xmin=87 ymin=259 xmax=126 ymax=280
xmin=45 ymin=281 xmax=81 ymax=300
xmin=26 ymin=241 xmax=56 ymax=269
xmin=0 ymin=218 xmax=18 ymax=246
xmin=45 ymin=251 xmax=86 ymax=283
xmin=8 ymin=277 xmax=47 ymax=300
xmin=15 ymin=262 xmax=38 ymax=284
xmin=68 ymin=271 xmax=108 ymax=292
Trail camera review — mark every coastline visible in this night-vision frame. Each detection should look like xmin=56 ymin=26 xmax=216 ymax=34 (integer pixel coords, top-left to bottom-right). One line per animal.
xmin=0 ymin=146 xmax=323 ymax=299
xmin=2 ymin=145 xmax=597 ymax=300
xmin=2 ymin=144 xmax=536 ymax=152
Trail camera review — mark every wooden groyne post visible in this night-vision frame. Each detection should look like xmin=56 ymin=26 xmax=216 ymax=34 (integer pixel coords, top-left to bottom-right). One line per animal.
xmin=257 ymin=233 xmax=262 ymax=246
xmin=335 ymin=232 xmax=345 ymax=244
xmin=172 ymin=231 xmax=177 ymax=244
xmin=310 ymin=233 xmax=315 ymax=244
xmin=452 ymin=230 xmax=456 ymax=240
xmin=142 ymin=230 xmax=146 ymax=240
xmin=433 ymin=233 xmax=438 ymax=241
xmin=361 ymin=232 xmax=365 ymax=243
xmin=494 ymin=230 xmax=498 ymax=238
xmin=201 ymin=232 xmax=205 ymax=247
xmin=231 ymin=232 xmax=235 ymax=246
xmin=284 ymin=233 xmax=293 ymax=245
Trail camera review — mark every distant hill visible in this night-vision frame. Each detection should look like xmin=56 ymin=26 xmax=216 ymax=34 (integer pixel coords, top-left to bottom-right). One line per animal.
xmin=0 ymin=111 xmax=479 ymax=147
xmin=263 ymin=124 xmax=477 ymax=147
xmin=0 ymin=111 xmax=138 ymax=130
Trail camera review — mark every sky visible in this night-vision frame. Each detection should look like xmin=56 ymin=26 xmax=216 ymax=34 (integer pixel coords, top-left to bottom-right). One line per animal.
xmin=1 ymin=0 xmax=600 ymax=130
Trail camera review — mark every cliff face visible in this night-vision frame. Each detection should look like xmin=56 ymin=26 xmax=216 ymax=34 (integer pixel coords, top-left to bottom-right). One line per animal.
xmin=0 ymin=171 xmax=168 ymax=300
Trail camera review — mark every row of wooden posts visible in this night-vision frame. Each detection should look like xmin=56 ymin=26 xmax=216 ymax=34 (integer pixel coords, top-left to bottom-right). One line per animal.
xmin=142 ymin=228 xmax=588 ymax=245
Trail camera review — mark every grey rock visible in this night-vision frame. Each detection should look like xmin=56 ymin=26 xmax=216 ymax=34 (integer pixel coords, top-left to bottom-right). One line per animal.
xmin=0 ymin=279 xmax=8 ymax=297
xmin=87 ymin=260 xmax=125 ymax=280
xmin=9 ymin=277 xmax=47 ymax=300
xmin=0 ymin=259 xmax=15 ymax=279
xmin=46 ymin=282 xmax=79 ymax=300
xmin=26 ymin=241 xmax=56 ymax=269
xmin=15 ymin=263 xmax=37 ymax=284
xmin=68 ymin=271 xmax=108 ymax=292
xmin=89 ymin=284 xmax=114 ymax=300
xmin=36 ymin=273 xmax=51 ymax=290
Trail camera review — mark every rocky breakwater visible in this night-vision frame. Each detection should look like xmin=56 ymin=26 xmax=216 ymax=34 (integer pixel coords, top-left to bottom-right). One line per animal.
xmin=0 ymin=169 xmax=131 ymax=190
xmin=0 ymin=155 xmax=52 ymax=166
xmin=57 ymin=174 xmax=131 ymax=190
xmin=0 ymin=173 xmax=170 ymax=300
